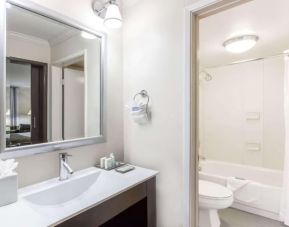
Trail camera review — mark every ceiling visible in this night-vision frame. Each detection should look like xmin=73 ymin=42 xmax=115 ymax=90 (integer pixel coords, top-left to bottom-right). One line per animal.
xmin=199 ymin=0 xmax=289 ymax=68
xmin=6 ymin=5 xmax=79 ymax=46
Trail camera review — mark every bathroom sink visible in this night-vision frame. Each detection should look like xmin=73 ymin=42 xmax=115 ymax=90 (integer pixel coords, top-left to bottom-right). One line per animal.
xmin=13 ymin=166 xmax=158 ymax=226
xmin=23 ymin=170 xmax=101 ymax=206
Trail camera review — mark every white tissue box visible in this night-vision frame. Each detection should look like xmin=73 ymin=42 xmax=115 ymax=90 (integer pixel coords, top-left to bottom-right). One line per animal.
xmin=0 ymin=173 xmax=18 ymax=206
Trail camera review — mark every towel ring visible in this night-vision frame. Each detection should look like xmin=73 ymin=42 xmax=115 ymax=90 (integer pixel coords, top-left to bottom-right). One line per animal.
xmin=133 ymin=90 xmax=150 ymax=105
xmin=130 ymin=90 xmax=151 ymax=124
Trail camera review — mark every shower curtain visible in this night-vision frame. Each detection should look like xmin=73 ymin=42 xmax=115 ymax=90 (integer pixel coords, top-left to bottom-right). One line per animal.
xmin=280 ymin=55 xmax=289 ymax=226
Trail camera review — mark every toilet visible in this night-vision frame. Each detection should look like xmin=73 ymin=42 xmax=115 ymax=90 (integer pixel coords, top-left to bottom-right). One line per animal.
xmin=199 ymin=180 xmax=233 ymax=227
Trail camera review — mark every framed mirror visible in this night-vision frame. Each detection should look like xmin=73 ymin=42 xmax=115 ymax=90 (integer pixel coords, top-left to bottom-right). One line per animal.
xmin=0 ymin=0 xmax=106 ymax=159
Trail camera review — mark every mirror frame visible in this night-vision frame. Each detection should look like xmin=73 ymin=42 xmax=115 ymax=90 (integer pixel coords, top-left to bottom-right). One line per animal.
xmin=0 ymin=0 xmax=106 ymax=159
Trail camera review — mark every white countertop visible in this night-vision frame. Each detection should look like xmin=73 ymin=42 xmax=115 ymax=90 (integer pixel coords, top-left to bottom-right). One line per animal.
xmin=0 ymin=166 xmax=158 ymax=227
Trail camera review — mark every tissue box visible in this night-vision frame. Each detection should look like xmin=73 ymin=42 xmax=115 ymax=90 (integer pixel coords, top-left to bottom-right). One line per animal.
xmin=0 ymin=173 xmax=18 ymax=206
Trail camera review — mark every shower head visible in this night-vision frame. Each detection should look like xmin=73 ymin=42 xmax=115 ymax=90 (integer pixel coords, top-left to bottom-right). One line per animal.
xmin=200 ymin=71 xmax=212 ymax=81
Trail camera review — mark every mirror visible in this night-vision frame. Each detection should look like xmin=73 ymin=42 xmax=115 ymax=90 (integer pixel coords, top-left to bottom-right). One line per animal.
xmin=2 ymin=1 xmax=105 ymax=156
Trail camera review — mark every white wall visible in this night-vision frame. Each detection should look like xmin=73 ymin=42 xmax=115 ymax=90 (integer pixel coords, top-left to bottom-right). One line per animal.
xmin=51 ymin=35 xmax=101 ymax=138
xmin=199 ymin=56 xmax=285 ymax=170
xmin=7 ymin=32 xmax=51 ymax=63
xmin=8 ymin=0 xmax=197 ymax=225
xmin=123 ymin=0 xmax=197 ymax=226
xmin=50 ymin=66 xmax=62 ymax=141
xmin=64 ymin=68 xmax=85 ymax=139
xmin=263 ymin=56 xmax=285 ymax=169
xmin=12 ymin=0 xmax=123 ymax=187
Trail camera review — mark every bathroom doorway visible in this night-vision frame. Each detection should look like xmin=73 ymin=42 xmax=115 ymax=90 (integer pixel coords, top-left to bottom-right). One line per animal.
xmin=51 ymin=51 xmax=86 ymax=141
xmin=186 ymin=0 xmax=289 ymax=226
xmin=6 ymin=57 xmax=48 ymax=147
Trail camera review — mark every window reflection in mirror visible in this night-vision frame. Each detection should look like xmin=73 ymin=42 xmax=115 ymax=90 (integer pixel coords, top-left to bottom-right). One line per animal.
xmin=5 ymin=4 xmax=101 ymax=148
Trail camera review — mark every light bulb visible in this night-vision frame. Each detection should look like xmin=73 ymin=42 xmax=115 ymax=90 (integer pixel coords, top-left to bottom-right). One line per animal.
xmin=104 ymin=3 xmax=122 ymax=29
xmin=223 ymin=35 xmax=258 ymax=54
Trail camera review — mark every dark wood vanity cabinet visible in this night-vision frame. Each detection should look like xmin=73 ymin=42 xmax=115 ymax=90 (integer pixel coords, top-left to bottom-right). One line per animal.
xmin=56 ymin=178 xmax=156 ymax=227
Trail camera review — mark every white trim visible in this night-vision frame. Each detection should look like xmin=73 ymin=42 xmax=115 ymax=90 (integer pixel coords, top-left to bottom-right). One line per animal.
xmin=1 ymin=0 xmax=107 ymax=159
xmin=52 ymin=49 xmax=86 ymax=66
xmin=185 ymin=0 xmax=222 ymax=11
xmin=0 ymin=0 xmax=6 ymax=154
xmin=52 ymin=49 xmax=88 ymax=137
xmin=84 ymin=51 xmax=88 ymax=137
xmin=7 ymin=31 xmax=50 ymax=46
xmin=49 ymin=30 xmax=79 ymax=47
xmin=183 ymin=1 xmax=231 ymax=226
xmin=183 ymin=7 xmax=192 ymax=227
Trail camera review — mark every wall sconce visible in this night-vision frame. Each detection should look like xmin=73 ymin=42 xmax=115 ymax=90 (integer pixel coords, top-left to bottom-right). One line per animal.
xmin=92 ymin=0 xmax=122 ymax=29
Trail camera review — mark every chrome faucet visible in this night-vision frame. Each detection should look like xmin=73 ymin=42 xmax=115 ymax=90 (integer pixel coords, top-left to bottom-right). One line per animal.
xmin=59 ymin=153 xmax=74 ymax=181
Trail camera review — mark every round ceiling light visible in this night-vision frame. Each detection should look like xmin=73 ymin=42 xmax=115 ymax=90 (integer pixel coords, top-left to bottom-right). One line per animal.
xmin=223 ymin=35 xmax=259 ymax=53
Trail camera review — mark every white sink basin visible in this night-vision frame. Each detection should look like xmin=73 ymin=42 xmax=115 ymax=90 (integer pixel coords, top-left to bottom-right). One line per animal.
xmin=14 ymin=166 xmax=158 ymax=226
xmin=24 ymin=171 xmax=101 ymax=206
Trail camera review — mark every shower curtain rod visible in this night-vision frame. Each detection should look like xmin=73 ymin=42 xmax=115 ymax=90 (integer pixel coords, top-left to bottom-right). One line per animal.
xmin=202 ymin=52 xmax=289 ymax=70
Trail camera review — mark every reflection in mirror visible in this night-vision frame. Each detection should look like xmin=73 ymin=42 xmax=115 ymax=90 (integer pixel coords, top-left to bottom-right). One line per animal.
xmin=5 ymin=4 xmax=102 ymax=149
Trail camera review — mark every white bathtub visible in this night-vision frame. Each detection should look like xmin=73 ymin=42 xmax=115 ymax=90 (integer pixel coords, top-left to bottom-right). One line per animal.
xmin=199 ymin=160 xmax=283 ymax=220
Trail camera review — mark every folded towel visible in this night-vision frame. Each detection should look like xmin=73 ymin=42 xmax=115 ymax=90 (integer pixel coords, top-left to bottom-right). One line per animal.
xmin=126 ymin=101 xmax=150 ymax=124
xmin=227 ymin=177 xmax=261 ymax=204
xmin=132 ymin=113 xmax=149 ymax=124
xmin=0 ymin=159 xmax=18 ymax=177
xmin=233 ymin=181 xmax=261 ymax=203
xmin=131 ymin=106 xmax=147 ymax=115
xmin=226 ymin=177 xmax=250 ymax=192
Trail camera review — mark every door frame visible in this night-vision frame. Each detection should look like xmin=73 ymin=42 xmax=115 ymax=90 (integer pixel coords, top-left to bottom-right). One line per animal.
xmin=183 ymin=0 xmax=251 ymax=226
xmin=52 ymin=49 xmax=88 ymax=138
xmin=7 ymin=57 xmax=48 ymax=144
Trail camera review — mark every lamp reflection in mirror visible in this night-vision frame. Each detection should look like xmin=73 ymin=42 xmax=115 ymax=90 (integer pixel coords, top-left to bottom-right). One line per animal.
xmin=81 ymin=31 xmax=97 ymax=39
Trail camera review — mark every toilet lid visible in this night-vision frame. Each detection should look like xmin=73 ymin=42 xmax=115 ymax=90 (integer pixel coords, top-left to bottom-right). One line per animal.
xmin=199 ymin=180 xmax=232 ymax=199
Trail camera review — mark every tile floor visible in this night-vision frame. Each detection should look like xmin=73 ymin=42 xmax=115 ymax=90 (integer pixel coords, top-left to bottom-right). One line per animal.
xmin=219 ymin=208 xmax=286 ymax=227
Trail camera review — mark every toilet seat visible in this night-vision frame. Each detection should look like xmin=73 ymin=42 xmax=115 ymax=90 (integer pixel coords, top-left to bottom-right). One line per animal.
xmin=199 ymin=180 xmax=232 ymax=200
xmin=199 ymin=180 xmax=234 ymax=227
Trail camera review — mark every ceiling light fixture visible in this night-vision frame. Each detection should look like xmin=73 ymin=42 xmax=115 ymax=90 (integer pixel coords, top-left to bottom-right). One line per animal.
xmin=92 ymin=0 xmax=122 ymax=29
xmin=81 ymin=31 xmax=97 ymax=39
xmin=223 ymin=35 xmax=259 ymax=54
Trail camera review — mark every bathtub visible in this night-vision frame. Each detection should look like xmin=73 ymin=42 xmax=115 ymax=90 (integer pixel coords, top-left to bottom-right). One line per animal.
xmin=199 ymin=160 xmax=283 ymax=221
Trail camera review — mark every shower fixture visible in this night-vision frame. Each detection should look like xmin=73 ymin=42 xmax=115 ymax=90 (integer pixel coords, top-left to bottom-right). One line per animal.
xmin=200 ymin=71 xmax=213 ymax=81
xmin=92 ymin=0 xmax=122 ymax=29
